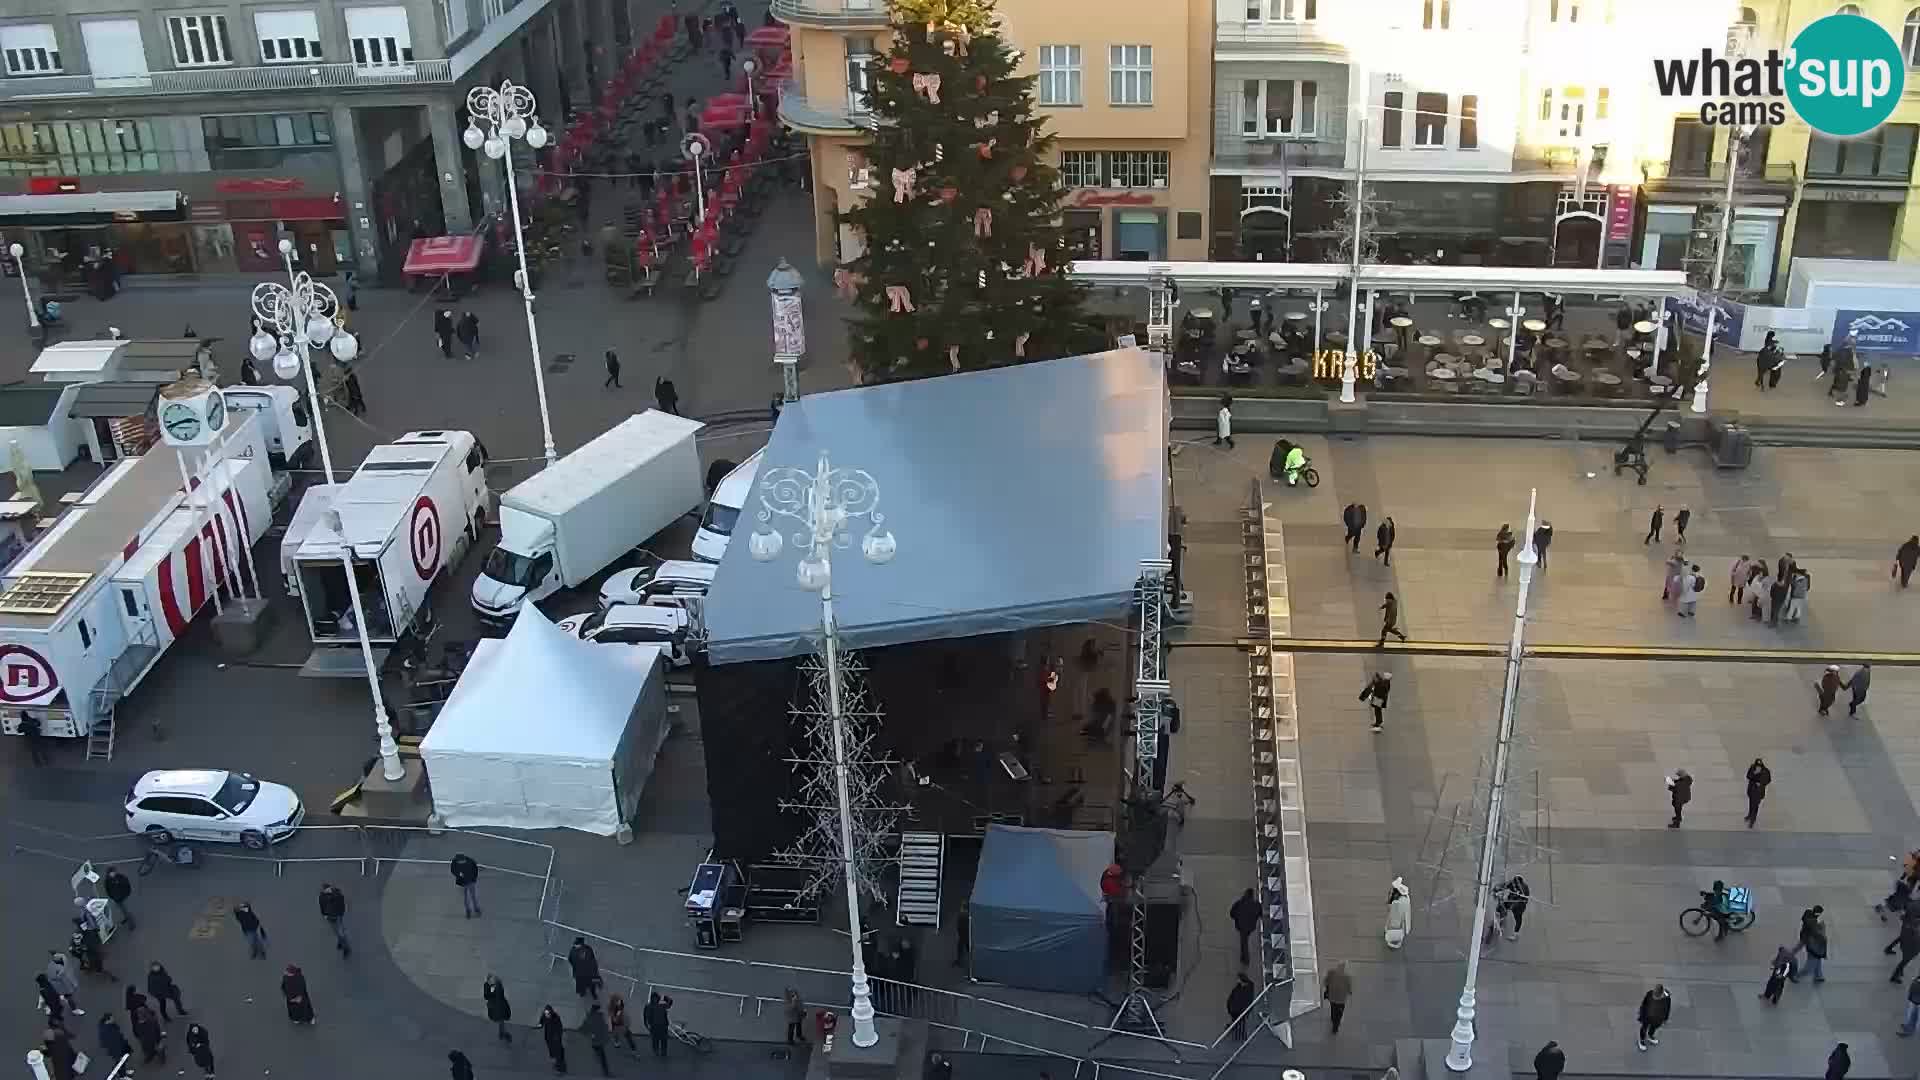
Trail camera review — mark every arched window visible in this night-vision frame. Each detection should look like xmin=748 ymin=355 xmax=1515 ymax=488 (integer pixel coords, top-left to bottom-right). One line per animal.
xmin=1738 ymin=6 xmax=1758 ymax=25
xmin=1837 ymin=3 xmax=1864 ymax=14
xmin=1905 ymin=8 xmax=1920 ymax=65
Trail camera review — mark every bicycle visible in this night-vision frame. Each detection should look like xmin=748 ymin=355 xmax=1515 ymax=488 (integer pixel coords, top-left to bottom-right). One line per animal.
xmin=1680 ymin=885 xmax=1755 ymax=937
xmin=669 ymin=1019 xmax=712 ymax=1054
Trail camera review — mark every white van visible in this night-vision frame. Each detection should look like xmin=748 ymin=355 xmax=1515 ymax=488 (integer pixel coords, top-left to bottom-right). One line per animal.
xmin=691 ymin=449 xmax=764 ymax=563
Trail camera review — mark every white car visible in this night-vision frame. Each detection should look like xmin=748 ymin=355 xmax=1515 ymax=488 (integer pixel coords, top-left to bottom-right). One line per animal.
xmin=124 ymin=770 xmax=304 ymax=849
xmin=597 ymin=559 xmax=716 ymax=610
xmin=558 ymin=604 xmax=694 ymax=666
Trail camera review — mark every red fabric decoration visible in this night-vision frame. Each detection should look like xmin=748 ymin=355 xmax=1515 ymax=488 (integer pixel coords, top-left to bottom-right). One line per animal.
xmin=939 ymin=186 xmax=958 ymax=203
xmin=974 ymin=74 xmax=987 ymax=92
xmin=889 ymin=56 xmax=910 ymax=74
xmin=976 ymin=138 xmax=996 ymax=160
xmin=1010 ymin=164 xmax=1028 ymax=182
xmin=916 ymin=337 xmax=930 ymax=350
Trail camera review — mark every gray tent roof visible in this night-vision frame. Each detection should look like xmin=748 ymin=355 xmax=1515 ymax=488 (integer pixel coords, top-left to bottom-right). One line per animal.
xmin=0 ymin=384 xmax=68 ymax=426
xmin=703 ymin=348 xmax=1167 ymax=664
xmin=970 ymin=824 xmax=1112 ymax=918
xmin=69 ymin=382 xmax=159 ymax=419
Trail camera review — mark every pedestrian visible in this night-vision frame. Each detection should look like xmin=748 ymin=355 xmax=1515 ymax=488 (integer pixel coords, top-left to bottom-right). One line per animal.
xmin=457 ymin=310 xmax=479 ymax=360
xmin=1358 ymin=671 xmax=1392 ymax=730
xmin=72 ymin=909 xmax=111 ymax=980
xmin=37 ymin=974 xmax=71 ymax=1029
xmin=580 ymin=1002 xmax=613 ymax=1077
xmin=1342 ymin=502 xmax=1367 ymax=553
xmin=1495 ymin=523 xmax=1514 ymax=578
xmin=1676 ymin=564 xmax=1701 ymax=617
xmin=449 ymin=1051 xmax=475 ymax=1080
xmin=1215 ymin=394 xmax=1234 ymax=449
xmin=20 ymin=709 xmax=48 ymax=764
xmin=240 ymin=355 xmax=261 ymax=386
xmin=1376 ymin=592 xmax=1407 ymax=646
xmin=604 ymin=349 xmax=622 ymax=388
xmin=1533 ymin=1039 xmax=1564 ymax=1080
xmin=45 ymin=953 xmax=82 ymax=1014
xmin=643 ymin=992 xmax=669 ymax=1057
xmin=609 ymin=992 xmax=637 ymax=1051
xmin=1499 ymin=875 xmax=1531 ymax=938
xmin=101 ymin=866 xmax=135 ymax=930
xmin=1847 ymin=663 xmax=1871 ymax=716
xmin=1644 ymin=505 xmax=1664 ymax=545
xmin=683 ymin=12 xmax=700 ymax=51
xmin=1635 ymin=983 xmax=1670 ymax=1051
xmin=451 ymin=852 xmax=481 ymax=918
xmin=343 ymin=368 xmax=366 ymax=414
xmin=484 ymin=974 xmax=512 ymax=1043
xmin=1855 ymin=365 xmax=1873 ymax=407
xmin=928 ymin=1054 xmax=953 ymax=1080
xmin=1740 ymin=758 xmax=1773 ymax=827
xmin=1828 ymin=1042 xmax=1851 ymax=1080
xmin=1374 ymin=516 xmax=1396 ymax=565
xmin=1225 ymin=973 xmax=1256 ymax=1042
xmin=1786 ymin=568 xmax=1810 ymax=622
xmin=1229 ymin=888 xmax=1261 ymax=966
xmin=131 ymin=1004 xmax=165 ymax=1063
xmin=540 ymin=1005 xmax=567 ymax=1074
xmin=1816 ymin=665 xmax=1842 ymax=716
xmin=718 ymin=45 xmax=734 ymax=80
xmin=1666 ymin=768 xmax=1691 ymax=828
xmin=1323 ymin=961 xmax=1351 ymax=1034
xmin=1901 ymin=975 xmax=1920 ymax=1035
xmin=1891 ymin=911 xmax=1920 ymax=981
xmin=1799 ymin=906 xmax=1829 ymax=981
xmin=1532 ymin=520 xmax=1553 ymax=567
xmin=1769 ymin=568 xmax=1791 ymax=626
xmin=185 ymin=1022 xmax=214 ymax=1077
xmin=146 ymin=963 xmax=186 ymax=1021
xmin=654 ymin=376 xmax=680 ymax=415
xmin=123 ymin=986 xmax=146 ymax=1017
xmin=1882 ymin=867 xmax=1920 ymax=921
xmin=434 ymin=309 xmax=454 ymax=358
xmin=42 ymin=1028 xmax=77 ymax=1080
xmin=1728 ymin=555 xmax=1751 ymax=603
xmin=954 ymin=901 xmax=970 ymax=967
xmin=1660 ymin=551 xmax=1684 ymax=602
xmin=318 ymin=883 xmax=351 ymax=957
xmin=343 ymin=270 xmax=358 ymax=311
xmin=280 ymin=965 xmax=314 ymax=1025
xmin=1897 ymin=536 xmax=1920 ymax=588
xmin=97 ymin=1012 xmax=131 ymax=1061
xmin=1674 ymin=505 xmax=1690 ymax=543
xmin=1384 ymin=877 xmax=1412 ymax=949
xmin=1760 ymin=947 xmax=1791 ymax=1004
xmin=568 ymin=937 xmax=601 ymax=999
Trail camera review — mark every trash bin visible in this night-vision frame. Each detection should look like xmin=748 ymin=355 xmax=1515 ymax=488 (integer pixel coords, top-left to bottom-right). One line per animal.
xmin=1663 ymin=420 xmax=1681 ymax=454
xmin=1714 ymin=423 xmax=1753 ymax=469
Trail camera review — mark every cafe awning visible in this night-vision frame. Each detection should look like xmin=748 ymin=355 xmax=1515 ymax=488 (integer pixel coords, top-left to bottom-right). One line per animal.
xmin=402 ymin=234 xmax=484 ymax=276
xmin=0 ymin=190 xmax=183 ymax=218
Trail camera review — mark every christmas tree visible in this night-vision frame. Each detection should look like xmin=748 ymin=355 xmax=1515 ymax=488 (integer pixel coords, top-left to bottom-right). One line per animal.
xmin=836 ymin=0 xmax=1098 ymax=382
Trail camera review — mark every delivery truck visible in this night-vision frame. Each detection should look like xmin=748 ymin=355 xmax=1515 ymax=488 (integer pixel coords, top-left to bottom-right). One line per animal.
xmin=0 ymin=414 xmax=275 ymax=758
xmin=289 ymin=431 xmax=488 ymax=672
xmin=471 ymin=411 xmax=705 ymax=622
xmin=222 ymin=385 xmax=316 ymax=474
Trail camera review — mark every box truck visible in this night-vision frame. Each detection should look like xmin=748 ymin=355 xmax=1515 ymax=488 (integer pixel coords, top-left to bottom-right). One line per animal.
xmin=289 ymin=431 xmax=488 ymax=672
xmin=471 ymin=411 xmax=705 ymax=621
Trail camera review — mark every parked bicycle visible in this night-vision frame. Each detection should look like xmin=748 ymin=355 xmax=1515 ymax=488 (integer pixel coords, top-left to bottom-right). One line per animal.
xmin=669 ymin=1019 xmax=712 ymax=1054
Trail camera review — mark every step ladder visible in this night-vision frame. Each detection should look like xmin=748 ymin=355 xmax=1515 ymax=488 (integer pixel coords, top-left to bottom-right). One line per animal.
xmin=894 ymin=831 xmax=944 ymax=927
xmin=85 ymin=707 xmax=115 ymax=762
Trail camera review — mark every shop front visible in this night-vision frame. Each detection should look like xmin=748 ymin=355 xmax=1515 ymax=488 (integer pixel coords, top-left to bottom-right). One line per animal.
xmin=1287 ymin=179 xmax=1559 ymax=267
xmin=0 ymin=189 xmax=192 ymax=283
xmin=1791 ymin=186 xmax=1903 ymax=263
xmin=1056 ymin=189 xmax=1169 ymax=261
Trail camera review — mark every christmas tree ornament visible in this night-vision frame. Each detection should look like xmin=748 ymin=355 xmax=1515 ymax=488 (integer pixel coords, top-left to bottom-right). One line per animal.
xmin=1010 ymin=164 xmax=1028 ymax=182
xmin=939 ymin=186 xmax=958 ymax=204
xmin=932 ymin=142 xmax=945 ymax=161
xmin=973 ymin=207 xmax=993 ymax=237
xmin=890 ymin=167 xmax=918 ymax=203
xmin=916 ymin=337 xmax=929 ymax=350
xmin=941 ymin=38 xmax=957 ymax=56
xmin=975 ymin=73 xmax=987 ymax=92
xmin=976 ymin=138 xmax=997 ymax=160
xmin=833 ymin=267 xmax=865 ymax=301
xmin=975 ymin=111 xmax=998 ymax=129
xmin=1024 ymin=244 xmax=1046 ymax=277
xmin=948 ymin=344 xmax=961 ymax=372
xmin=912 ymin=73 xmax=942 ymax=103
xmin=886 ymin=285 xmax=916 ymax=312
xmin=889 ymin=56 xmax=910 ymax=74
xmin=1015 ymin=332 xmax=1030 ymax=358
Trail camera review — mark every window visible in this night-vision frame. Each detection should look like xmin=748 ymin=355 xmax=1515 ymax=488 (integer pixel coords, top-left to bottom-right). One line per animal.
xmin=1057 ymin=149 xmax=1169 ymax=188
xmin=1906 ymin=8 xmax=1920 ymax=66
xmin=256 ymin=10 xmax=323 ymax=63
xmin=1247 ymin=0 xmax=1318 ymax=19
xmin=1240 ymin=79 xmax=1318 ymax=137
xmin=201 ymin=111 xmax=335 ymax=168
xmin=1556 ymin=86 xmax=1585 ymax=138
xmin=79 ymin=19 xmax=149 ymax=81
xmin=0 ymin=117 xmax=196 ymax=176
xmin=845 ymin=35 xmax=875 ymax=113
xmin=345 ymin=6 xmax=413 ymax=69
xmin=1 ymin=24 xmax=62 ymax=75
xmin=1382 ymin=90 xmax=1403 ymax=147
xmin=1060 ymin=149 xmax=1099 ymax=187
xmin=1549 ymin=0 xmax=1579 ymax=20
xmin=1423 ymin=0 xmax=1452 ymax=29
xmin=166 ymin=15 xmax=234 ymax=67
xmin=1669 ymin=118 xmax=1713 ymax=175
xmin=77 ymin=620 xmax=91 ymax=649
xmin=1460 ymin=94 xmax=1478 ymax=149
xmin=1836 ymin=3 xmax=1862 ymax=13
xmin=1038 ymin=45 xmax=1081 ymax=106
xmin=1807 ymin=124 xmax=1919 ymax=180
xmin=1414 ymin=91 xmax=1448 ymax=146
xmin=1108 ymin=45 xmax=1151 ymax=105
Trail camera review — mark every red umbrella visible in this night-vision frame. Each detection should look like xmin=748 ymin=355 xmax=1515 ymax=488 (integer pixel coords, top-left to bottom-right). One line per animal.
xmin=700 ymin=104 xmax=747 ymax=130
xmin=706 ymin=92 xmax=749 ymax=107
xmin=744 ymin=25 xmax=789 ymax=49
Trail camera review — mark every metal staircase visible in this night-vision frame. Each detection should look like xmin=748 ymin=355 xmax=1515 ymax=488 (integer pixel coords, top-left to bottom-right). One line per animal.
xmin=894 ymin=831 xmax=944 ymax=927
xmin=87 ymin=630 xmax=160 ymax=762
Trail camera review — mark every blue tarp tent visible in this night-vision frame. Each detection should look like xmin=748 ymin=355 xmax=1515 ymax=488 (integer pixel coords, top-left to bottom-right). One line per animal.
xmin=968 ymin=825 xmax=1114 ymax=994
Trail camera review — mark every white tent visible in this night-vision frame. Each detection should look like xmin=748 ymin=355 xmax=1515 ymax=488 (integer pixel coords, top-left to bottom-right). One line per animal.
xmin=420 ymin=607 xmax=669 ymax=835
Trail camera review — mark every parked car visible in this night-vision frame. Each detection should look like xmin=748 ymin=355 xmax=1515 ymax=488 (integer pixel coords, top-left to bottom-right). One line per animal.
xmin=557 ymin=604 xmax=693 ymax=666
xmin=124 ymin=770 xmax=304 ymax=849
xmin=597 ymin=559 xmax=716 ymax=610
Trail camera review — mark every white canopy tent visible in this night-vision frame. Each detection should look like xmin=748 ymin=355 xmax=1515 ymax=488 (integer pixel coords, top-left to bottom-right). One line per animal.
xmin=420 ymin=607 xmax=669 ymax=835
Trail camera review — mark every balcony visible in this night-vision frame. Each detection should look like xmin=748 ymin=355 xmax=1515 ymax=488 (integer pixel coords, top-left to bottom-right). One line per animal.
xmin=776 ymin=78 xmax=876 ymax=135
xmin=1214 ymin=20 xmax=1347 ymax=60
xmin=0 ymin=60 xmax=453 ymax=102
xmin=771 ymin=0 xmax=892 ymax=29
xmin=1642 ymin=160 xmax=1798 ymax=187
xmin=1213 ymin=136 xmax=1348 ymax=175
xmin=1511 ymin=142 xmax=1606 ymax=175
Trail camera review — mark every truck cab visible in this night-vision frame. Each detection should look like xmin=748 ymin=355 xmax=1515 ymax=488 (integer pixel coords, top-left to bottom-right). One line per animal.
xmin=473 ymin=506 xmax=564 ymax=616
xmin=691 ymin=450 xmax=763 ymax=563
xmin=222 ymin=386 xmax=314 ymax=472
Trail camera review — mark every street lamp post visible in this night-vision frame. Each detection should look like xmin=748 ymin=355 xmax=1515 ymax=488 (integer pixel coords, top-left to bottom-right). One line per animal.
xmin=1692 ymin=126 xmax=1749 ymax=415
xmin=768 ymin=258 xmax=805 ymax=403
xmin=747 ymin=451 xmax=898 ymax=1050
xmin=1503 ymin=296 xmax=1526 ymax=374
xmin=247 ymin=253 xmax=404 ymax=784
xmin=742 ymin=57 xmax=759 ymax=112
xmin=464 ymin=81 xmax=558 ymax=468
xmin=1338 ymin=112 xmax=1371 ymax=404
xmin=8 ymin=243 xmax=37 ymax=333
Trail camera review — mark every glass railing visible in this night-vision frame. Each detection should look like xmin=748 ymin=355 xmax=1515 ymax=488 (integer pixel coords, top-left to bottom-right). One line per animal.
xmin=0 ymin=59 xmax=453 ymax=101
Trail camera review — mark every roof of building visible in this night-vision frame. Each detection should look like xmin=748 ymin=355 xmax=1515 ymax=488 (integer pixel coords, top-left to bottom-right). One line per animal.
xmin=0 ymin=384 xmax=69 ymax=426
xmin=69 ymin=382 xmax=160 ymax=419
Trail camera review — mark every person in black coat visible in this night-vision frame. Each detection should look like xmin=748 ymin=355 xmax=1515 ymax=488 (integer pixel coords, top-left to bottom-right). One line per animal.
xmin=1644 ymin=505 xmax=1664 ymax=545
xmin=1532 ymin=521 xmax=1554 ymax=567
xmin=642 ymin=992 xmax=670 ymax=1057
xmin=433 ymin=310 xmax=454 ymax=358
xmin=1496 ymin=524 xmax=1515 ymax=578
xmin=1229 ymin=888 xmax=1261 ymax=966
xmin=540 ymin=1005 xmax=567 ymax=1073
xmin=654 ymin=377 xmax=680 ymax=416
xmin=456 ymin=312 xmax=480 ymax=360
xmin=1745 ymin=759 xmax=1772 ymax=827
xmin=131 ymin=1005 xmax=165 ymax=1063
xmin=449 ymin=1051 xmax=475 ymax=1080
xmin=1827 ymin=1042 xmax=1851 ymax=1080
xmin=1667 ymin=769 xmax=1692 ymax=829
xmin=280 ymin=965 xmax=314 ymax=1025
xmin=1225 ymin=974 xmax=1256 ymax=1042
xmin=42 ymin=1027 xmax=78 ymax=1080
xmin=483 ymin=975 xmax=512 ymax=1043
xmin=568 ymin=939 xmax=601 ymax=999
xmin=146 ymin=963 xmax=187 ymax=1021
xmin=1377 ymin=592 xmax=1407 ymax=646
xmin=1358 ymin=671 xmax=1392 ymax=730
xmin=101 ymin=866 xmax=135 ymax=929
xmin=184 ymin=1023 xmax=214 ymax=1077
xmin=1533 ymin=1040 xmax=1565 ymax=1080
xmin=1373 ymin=517 xmax=1396 ymax=565
xmin=318 ymin=884 xmax=350 ymax=957
xmin=97 ymin=1012 xmax=132 ymax=1061
xmin=1675 ymin=506 xmax=1692 ymax=542
xmin=1897 ymin=536 xmax=1920 ymax=588
xmin=452 ymin=854 xmax=482 ymax=918
xmin=1342 ymin=503 xmax=1367 ymax=553
xmin=1636 ymin=984 xmax=1671 ymax=1049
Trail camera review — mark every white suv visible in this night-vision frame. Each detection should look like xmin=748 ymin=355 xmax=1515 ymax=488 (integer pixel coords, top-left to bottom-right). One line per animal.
xmin=558 ymin=604 xmax=693 ymax=666
xmin=124 ymin=770 xmax=304 ymax=849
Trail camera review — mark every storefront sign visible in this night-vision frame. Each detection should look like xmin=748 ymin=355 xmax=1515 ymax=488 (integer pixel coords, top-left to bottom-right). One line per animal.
xmin=1312 ymin=350 xmax=1378 ymax=380
xmin=1071 ymin=190 xmax=1158 ymax=208
xmin=1673 ymin=289 xmax=1746 ymax=340
xmin=27 ymin=178 xmax=81 ymax=195
xmin=1833 ymin=309 xmax=1920 ymax=353
xmin=216 ymin=177 xmax=305 ymax=195
xmin=1606 ymin=185 xmax=1635 ymax=242
xmin=1799 ymin=186 xmax=1907 ymax=203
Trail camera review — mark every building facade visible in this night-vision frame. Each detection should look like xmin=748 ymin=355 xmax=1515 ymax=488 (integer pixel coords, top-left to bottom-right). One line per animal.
xmin=0 ymin=0 xmax=642 ymax=280
xmin=776 ymin=0 xmax=1214 ymax=268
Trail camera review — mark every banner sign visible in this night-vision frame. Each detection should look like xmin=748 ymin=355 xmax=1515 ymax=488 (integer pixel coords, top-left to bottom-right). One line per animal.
xmin=1832 ymin=309 xmax=1920 ymax=354
xmin=1672 ymin=290 xmax=1746 ymax=341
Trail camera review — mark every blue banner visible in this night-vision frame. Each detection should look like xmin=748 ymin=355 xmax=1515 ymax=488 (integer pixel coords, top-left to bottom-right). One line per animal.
xmin=1832 ymin=310 xmax=1920 ymax=355
xmin=1671 ymin=290 xmax=1746 ymax=341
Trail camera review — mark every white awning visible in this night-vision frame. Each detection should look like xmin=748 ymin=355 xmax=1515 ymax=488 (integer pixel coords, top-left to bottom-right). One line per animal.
xmin=1355 ymin=264 xmax=1690 ymax=298
xmin=0 ymin=190 xmax=182 ymax=217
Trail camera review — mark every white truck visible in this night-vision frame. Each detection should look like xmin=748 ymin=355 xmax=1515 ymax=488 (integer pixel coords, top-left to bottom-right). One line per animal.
xmin=471 ymin=411 xmax=705 ymax=622
xmin=222 ymin=385 xmax=316 ymax=475
xmin=289 ymin=431 xmax=489 ymax=673
xmin=0 ymin=413 xmax=275 ymax=755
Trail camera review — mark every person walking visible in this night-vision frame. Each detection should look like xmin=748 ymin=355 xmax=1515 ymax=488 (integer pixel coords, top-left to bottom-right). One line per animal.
xmin=184 ymin=1022 xmax=215 ymax=1077
xmin=579 ymin=1002 xmax=613 ymax=1077
xmin=1666 ymin=768 xmax=1692 ymax=829
xmin=1496 ymin=524 xmax=1515 ymax=578
xmin=1785 ymin=567 xmax=1810 ymax=622
xmin=434 ymin=309 xmax=454 ymax=358
xmin=451 ymin=853 xmax=481 ymax=918
xmin=123 ymin=985 xmax=146 ymax=1018
xmin=1376 ymin=592 xmax=1408 ymax=646
xmin=954 ymin=901 xmax=970 ymax=968
xmin=1729 ymin=555 xmax=1751 ymax=604
xmin=1769 ymin=568 xmax=1791 ymax=626
xmin=1358 ymin=671 xmax=1392 ymax=731
xmin=1900 ymin=975 xmax=1920 ymax=1036
xmin=718 ymin=44 xmax=734 ymax=80
xmin=1342 ymin=503 xmax=1367 ymax=554
xmin=1229 ymin=888 xmax=1261 ymax=966
xmin=1384 ymin=877 xmax=1412 ymax=949
xmin=71 ymin=909 xmax=111 ymax=980
xmin=1635 ymin=984 xmax=1671 ymax=1051
xmin=1891 ymin=911 xmax=1920 ymax=982
xmin=37 ymin=974 xmax=72 ymax=1030
xmin=146 ymin=963 xmax=186 ymax=1021
xmin=1760 ymin=947 xmax=1792 ymax=1004
xmin=97 ymin=1011 xmax=131 ymax=1062
xmin=449 ymin=1051 xmax=476 ymax=1080
xmin=1644 ymin=505 xmax=1664 ymax=545
xmin=568 ymin=938 xmax=601 ymax=1000
xmin=343 ymin=369 xmax=366 ymax=415
xmin=1816 ymin=665 xmax=1843 ymax=717
xmin=1674 ymin=506 xmax=1691 ymax=543
xmin=609 ymin=993 xmax=637 ymax=1051
xmin=1799 ymin=906 xmax=1829 ymax=982
xmin=1532 ymin=521 xmax=1554 ymax=567
xmin=101 ymin=866 xmax=135 ymax=930
xmin=318 ymin=883 xmax=351 ymax=957
xmin=603 ymin=349 xmax=622 ymax=389
xmin=1374 ymin=517 xmax=1396 ymax=566
xmin=1855 ymin=365 xmax=1874 ymax=407
xmin=1323 ymin=961 xmax=1351 ymax=1034
xmin=643 ymin=992 xmax=670 ymax=1057
xmin=41 ymin=1026 xmax=78 ymax=1080
xmin=1676 ymin=564 xmax=1701 ymax=617
xmin=1533 ymin=1040 xmax=1565 ymax=1080
xmin=20 ymin=709 xmax=48 ymax=764
xmin=45 ymin=953 xmax=83 ymax=1016
xmin=540 ymin=1005 xmax=567 ymax=1074
xmin=456 ymin=311 xmax=479 ymax=360
xmin=343 ymin=270 xmax=358 ymax=312
xmin=1215 ymin=394 xmax=1235 ymax=449
xmin=1847 ymin=663 xmax=1872 ymax=716
xmin=280 ymin=965 xmax=314 ymax=1025
xmin=1897 ymin=536 xmax=1920 ymax=588
xmin=1744 ymin=758 xmax=1772 ymax=827
xmin=484 ymin=975 xmax=512 ymax=1044
xmin=782 ymin=988 xmax=806 ymax=1045
xmin=1827 ymin=1042 xmax=1851 ymax=1080
xmin=1661 ymin=551 xmax=1686 ymax=603
xmin=1225 ymin=974 xmax=1256 ymax=1042
xmin=653 ymin=377 xmax=680 ymax=416
xmin=131 ymin=1004 xmax=165 ymax=1063
xmin=1499 ymin=875 xmax=1531 ymax=938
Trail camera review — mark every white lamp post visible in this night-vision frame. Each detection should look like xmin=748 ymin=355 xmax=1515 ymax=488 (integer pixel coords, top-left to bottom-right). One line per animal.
xmin=247 ymin=251 xmax=403 ymax=784
xmin=1692 ymin=125 xmax=1751 ymax=415
xmin=1339 ymin=113 xmax=1371 ymax=405
xmin=742 ymin=57 xmax=759 ymax=108
xmin=8 ymin=243 xmax=36 ymax=331
xmin=747 ymin=451 xmax=897 ymax=1050
xmin=465 ymin=80 xmax=558 ymax=467
xmin=768 ymin=258 xmax=805 ymax=403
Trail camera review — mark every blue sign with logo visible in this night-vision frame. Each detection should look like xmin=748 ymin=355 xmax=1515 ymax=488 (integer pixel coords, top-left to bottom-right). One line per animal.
xmin=1672 ymin=291 xmax=1746 ymax=341
xmin=1833 ymin=309 xmax=1920 ymax=354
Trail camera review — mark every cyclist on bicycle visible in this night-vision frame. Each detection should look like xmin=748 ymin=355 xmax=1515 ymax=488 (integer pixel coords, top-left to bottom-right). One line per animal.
xmin=1702 ymin=879 xmax=1732 ymax=942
